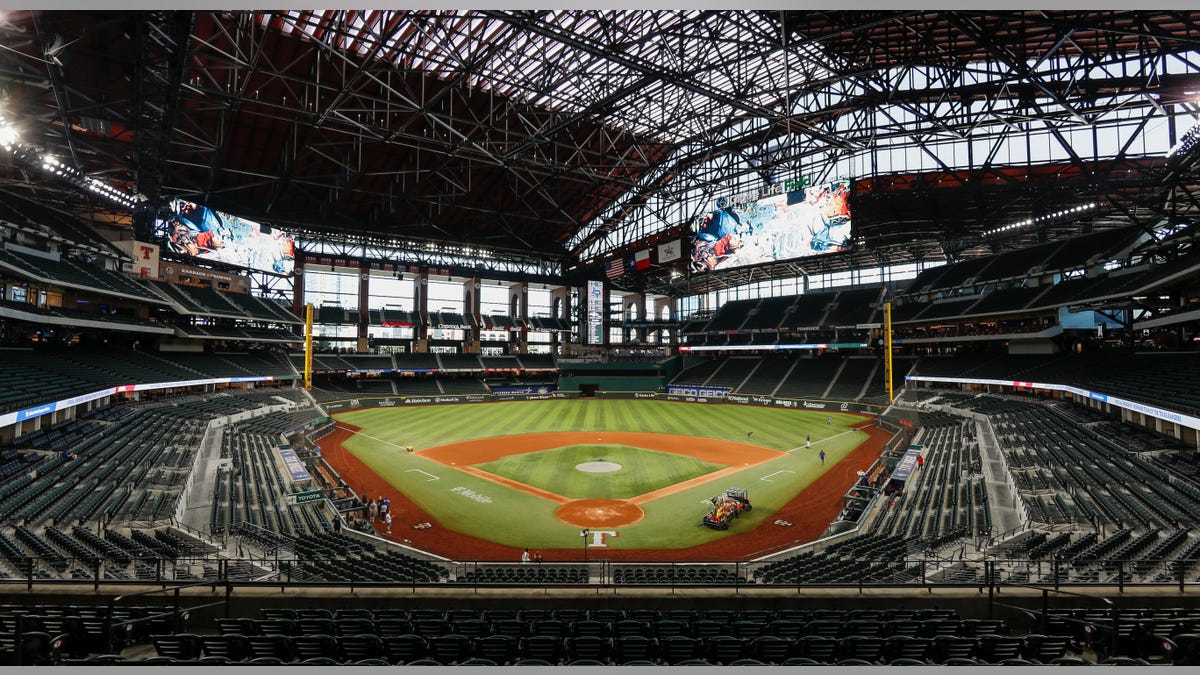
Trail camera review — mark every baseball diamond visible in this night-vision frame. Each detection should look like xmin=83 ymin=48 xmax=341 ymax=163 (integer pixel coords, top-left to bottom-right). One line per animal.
xmin=321 ymin=399 xmax=879 ymax=557
xmin=1 ymin=10 xmax=1198 ymax=668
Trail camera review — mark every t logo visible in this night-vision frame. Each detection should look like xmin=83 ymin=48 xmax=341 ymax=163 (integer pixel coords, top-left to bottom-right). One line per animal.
xmin=138 ymin=245 xmax=154 ymax=259
xmin=583 ymin=530 xmax=618 ymax=548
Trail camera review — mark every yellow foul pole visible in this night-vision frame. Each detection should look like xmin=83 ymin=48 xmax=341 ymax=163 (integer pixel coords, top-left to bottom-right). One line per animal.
xmin=884 ymin=301 xmax=894 ymax=403
xmin=304 ymin=303 xmax=314 ymax=391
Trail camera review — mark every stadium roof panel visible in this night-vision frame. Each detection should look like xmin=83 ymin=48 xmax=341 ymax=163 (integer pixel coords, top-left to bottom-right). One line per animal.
xmin=0 ymin=10 xmax=1197 ymax=280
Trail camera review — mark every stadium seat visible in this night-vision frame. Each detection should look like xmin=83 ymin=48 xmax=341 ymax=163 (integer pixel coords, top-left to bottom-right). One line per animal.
xmin=564 ymin=635 xmax=610 ymax=663
xmin=427 ymin=633 xmax=472 ymax=664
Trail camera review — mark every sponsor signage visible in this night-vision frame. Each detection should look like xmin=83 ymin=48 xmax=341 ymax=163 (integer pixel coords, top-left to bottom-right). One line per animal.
xmin=278 ymin=449 xmax=312 ymax=481
xmin=491 ymin=386 xmax=557 ymax=395
xmin=678 ymin=342 xmax=870 ymax=353
xmin=907 ymin=374 xmax=1200 ymax=431
xmin=666 ymin=385 xmax=732 ymax=398
xmin=884 ymin=445 xmax=923 ymax=493
xmin=0 ymin=375 xmax=278 ymax=427
xmin=289 ymin=489 xmax=324 ymax=504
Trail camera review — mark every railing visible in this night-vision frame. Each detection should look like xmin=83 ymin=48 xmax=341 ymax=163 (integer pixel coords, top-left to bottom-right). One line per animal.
xmin=0 ymin=554 xmax=1197 ymax=594
xmin=102 ymin=579 xmax=232 ymax=655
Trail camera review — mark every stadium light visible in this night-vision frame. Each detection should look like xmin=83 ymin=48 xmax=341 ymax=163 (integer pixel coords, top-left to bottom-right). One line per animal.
xmin=0 ymin=123 xmax=18 ymax=150
xmin=983 ymin=202 xmax=1097 ymax=238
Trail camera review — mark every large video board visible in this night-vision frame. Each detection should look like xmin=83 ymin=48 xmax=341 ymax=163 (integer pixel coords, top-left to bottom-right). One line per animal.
xmin=690 ymin=180 xmax=852 ymax=273
xmin=157 ymin=199 xmax=296 ymax=275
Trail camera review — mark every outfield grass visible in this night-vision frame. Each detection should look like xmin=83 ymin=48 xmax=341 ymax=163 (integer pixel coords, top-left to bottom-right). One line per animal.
xmin=334 ymin=400 xmax=868 ymax=551
xmin=475 ymin=444 xmax=727 ymax=500
xmin=336 ymin=399 xmax=859 ymax=452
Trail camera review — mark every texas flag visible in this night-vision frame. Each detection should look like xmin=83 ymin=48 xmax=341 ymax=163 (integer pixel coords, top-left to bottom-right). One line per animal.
xmin=634 ymin=249 xmax=651 ymax=270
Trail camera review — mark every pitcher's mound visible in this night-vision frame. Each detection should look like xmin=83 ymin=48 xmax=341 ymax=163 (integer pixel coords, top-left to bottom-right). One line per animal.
xmin=556 ymin=499 xmax=645 ymax=528
xmin=576 ymin=461 xmax=622 ymax=473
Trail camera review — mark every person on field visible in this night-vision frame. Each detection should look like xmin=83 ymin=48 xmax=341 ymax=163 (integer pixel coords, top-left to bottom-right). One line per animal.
xmin=827 ymin=415 xmax=831 ymax=425
xmin=819 ymin=449 xmax=826 ymax=465
xmin=806 ymin=434 xmax=811 ymax=449
xmin=367 ymin=499 xmax=377 ymax=522
xmin=384 ymin=512 xmax=392 ymax=534
xmin=521 ymin=548 xmax=531 ymax=564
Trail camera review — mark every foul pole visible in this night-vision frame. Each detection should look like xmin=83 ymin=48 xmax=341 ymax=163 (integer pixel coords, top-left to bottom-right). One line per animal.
xmin=304 ymin=303 xmax=314 ymax=390
xmin=884 ymin=301 xmax=894 ymax=403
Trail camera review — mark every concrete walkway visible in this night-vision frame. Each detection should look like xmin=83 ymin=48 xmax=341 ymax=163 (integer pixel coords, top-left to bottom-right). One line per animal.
xmin=975 ymin=418 xmax=1024 ymax=536
xmin=181 ymin=423 xmax=225 ymax=533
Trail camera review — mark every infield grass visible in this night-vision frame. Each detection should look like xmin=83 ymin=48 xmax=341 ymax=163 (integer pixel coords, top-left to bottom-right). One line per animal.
xmin=332 ymin=399 xmax=869 ymax=551
xmin=475 ymin=444 xmax=726 ymax=500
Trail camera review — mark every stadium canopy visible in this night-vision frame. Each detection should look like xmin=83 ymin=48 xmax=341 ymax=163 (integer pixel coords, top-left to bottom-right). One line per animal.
xmin=0 ymin=10 xmax=1197 ymax=292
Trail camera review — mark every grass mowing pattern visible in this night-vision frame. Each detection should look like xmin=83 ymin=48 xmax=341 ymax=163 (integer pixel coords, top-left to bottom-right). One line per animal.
xmin=475 ymin=444 xmax=727 ymax=500
xmin=334 ymin=400 xmax=868 ymax=550
xmin=336 ymin=399 xmax=857 ymax=452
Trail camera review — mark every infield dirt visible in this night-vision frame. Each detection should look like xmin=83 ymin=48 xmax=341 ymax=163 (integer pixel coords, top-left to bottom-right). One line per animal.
xmin=322 ymin=417 xmax=891 ymax=562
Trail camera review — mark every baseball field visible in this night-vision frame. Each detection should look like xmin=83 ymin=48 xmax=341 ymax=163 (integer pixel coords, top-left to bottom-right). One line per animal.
xmin=322 ymin=399 xmax=885 ymax=560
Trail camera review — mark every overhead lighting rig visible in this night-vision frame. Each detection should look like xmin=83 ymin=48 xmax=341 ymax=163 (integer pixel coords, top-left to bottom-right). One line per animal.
xmin=983 ymin=202 xmax=1098 ymax=238
xmin=0 ymin=115 xmax=142 ymax=210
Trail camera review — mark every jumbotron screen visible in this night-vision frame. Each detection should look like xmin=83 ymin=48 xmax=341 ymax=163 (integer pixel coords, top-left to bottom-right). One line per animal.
xmin=690 ymin=180 xmax=852 ymax=273
xmin=156 ymin=199 xmax=296 ymax=275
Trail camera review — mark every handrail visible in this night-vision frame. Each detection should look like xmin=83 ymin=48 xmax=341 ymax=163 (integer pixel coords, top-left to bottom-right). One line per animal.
xmin=104 ymin=579 xmax=232 ymax=654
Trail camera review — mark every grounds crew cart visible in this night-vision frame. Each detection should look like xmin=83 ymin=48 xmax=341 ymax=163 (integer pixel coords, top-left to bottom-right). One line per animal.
xmin=701 ymin=488 xmax=751 ymax=530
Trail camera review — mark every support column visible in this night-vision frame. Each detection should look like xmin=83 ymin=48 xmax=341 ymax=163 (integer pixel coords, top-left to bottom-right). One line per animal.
xmin=465 ymin=277 xmax=481 ymax=354
xmin=624 ymin=292 xmax=646 ymax=344
xmin=653 ymin=296 xmax=674 ymax=345
xmin=510 ymin=282 xmax=528 ymax=353
xmin=414 ymin=270 xmax=429 ymax=352
xmin=291 ymin=262 xmax=306 ymax=317
xmin=357 ymin=263 xmax=370 ymax=353
xmin=551 ymin=286 xmax=570 ymax=355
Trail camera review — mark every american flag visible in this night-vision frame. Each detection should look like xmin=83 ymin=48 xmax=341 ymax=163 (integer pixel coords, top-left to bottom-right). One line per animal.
xmin=604 ymin=257 xmax=625 ymax=279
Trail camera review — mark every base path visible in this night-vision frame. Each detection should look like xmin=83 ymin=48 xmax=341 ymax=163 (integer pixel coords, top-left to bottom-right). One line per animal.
xmin=323 ymin=418 xmax=893 ymax=562
xmin=419 ymin=431 xmax=782 ymax=518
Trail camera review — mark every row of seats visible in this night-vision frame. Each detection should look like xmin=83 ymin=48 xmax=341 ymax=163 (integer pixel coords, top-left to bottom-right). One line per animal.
xmin=151 ymin=630 xmax=1084 ymax=666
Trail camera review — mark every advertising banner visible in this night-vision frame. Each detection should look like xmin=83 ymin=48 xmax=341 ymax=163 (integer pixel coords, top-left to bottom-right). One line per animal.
xmin=884 ymin=445 xmax=923 ymax=494
xmin=491 ymin=385 xmax=558 ymax=395
xmin=906 ymin=374 xmax=1200 ymax=431
xmin=0 ymin=375 xmax=278 ymax=428
xmin=278 ymin=448 xmax=312 ymax=481
xmin=666 ymin=385 xmax=732 ymax=398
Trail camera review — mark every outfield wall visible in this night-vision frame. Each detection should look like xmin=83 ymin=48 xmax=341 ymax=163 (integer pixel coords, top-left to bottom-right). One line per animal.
xmin=319 ymin=390 xmax=883 ymax=415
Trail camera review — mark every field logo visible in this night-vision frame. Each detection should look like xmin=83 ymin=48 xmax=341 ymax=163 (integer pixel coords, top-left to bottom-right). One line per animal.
xmin=451 ymin=486 xmax=493 ymax=504
xmin=582 ymin=529 xmax=618 ymax=548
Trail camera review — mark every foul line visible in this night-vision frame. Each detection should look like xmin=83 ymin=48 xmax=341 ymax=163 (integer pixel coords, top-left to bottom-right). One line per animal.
xmin=760 ymin=470 xmax=795 ymax=483
xmin=786 ymin=428 xmax=857 ymax=453
xmin=405 ymin=469 xmax=440 ymax=481
xmin=336 ymin=424 xmax=413 ymax=453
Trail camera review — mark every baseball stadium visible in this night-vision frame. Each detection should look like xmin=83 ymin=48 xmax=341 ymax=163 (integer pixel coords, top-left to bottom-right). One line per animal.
xmin=0 ymin=8 xmax=1197 ymax=667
